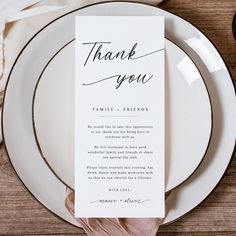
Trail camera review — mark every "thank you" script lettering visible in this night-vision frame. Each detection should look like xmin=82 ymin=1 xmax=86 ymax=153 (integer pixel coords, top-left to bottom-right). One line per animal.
xmin=81 ymin=42 xmax=164 ymax=89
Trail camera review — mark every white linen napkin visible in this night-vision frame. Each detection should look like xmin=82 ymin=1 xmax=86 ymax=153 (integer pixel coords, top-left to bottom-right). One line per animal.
xmin=0 ymin=0 xmax=40 ymax=78
xmin=0 ymin=0 xmax=40 ymax=22
xmin=0 ymin=22 xmax=4 ymax=81
xmin=0 ymin=0 xmax=66 ymax=80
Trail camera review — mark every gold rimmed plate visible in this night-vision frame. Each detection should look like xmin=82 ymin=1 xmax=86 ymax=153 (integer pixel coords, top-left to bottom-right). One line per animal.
xmin=32 ymin=38 xmax=212 ymax=193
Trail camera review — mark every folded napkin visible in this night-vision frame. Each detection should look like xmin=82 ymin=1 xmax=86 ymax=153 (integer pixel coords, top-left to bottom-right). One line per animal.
xmin=65 ymin=190 xmax=164 ymax=236
xmin=0 ymin=22 xmax=4 ymax=81
xmin=0 ymin=0 xmax=66 ymax=80
xmin=0 ymin=0 xmax=40 ymax=79
xmin=0 ymin=0 xmax=40 ymax=22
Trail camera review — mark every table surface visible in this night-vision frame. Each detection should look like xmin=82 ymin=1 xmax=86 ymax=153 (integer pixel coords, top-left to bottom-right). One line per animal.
xmin=0 ymin=0 xmax=235 ymax=235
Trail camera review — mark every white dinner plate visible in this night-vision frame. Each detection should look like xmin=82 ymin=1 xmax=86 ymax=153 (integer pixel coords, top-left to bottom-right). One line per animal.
xmin=33 ymin=39 xmax=212 ymax=192
xmin=2 ymin=2 xmax=236 ymax=226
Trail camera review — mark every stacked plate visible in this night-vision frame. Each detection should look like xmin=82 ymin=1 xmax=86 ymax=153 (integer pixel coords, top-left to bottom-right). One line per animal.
xmin=2 ymin=2 xmax=236 ymax=226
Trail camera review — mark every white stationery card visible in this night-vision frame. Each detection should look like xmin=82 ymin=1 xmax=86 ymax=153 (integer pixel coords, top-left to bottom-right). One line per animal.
xmin=75 ymin=16 xmax=165 ymax=218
